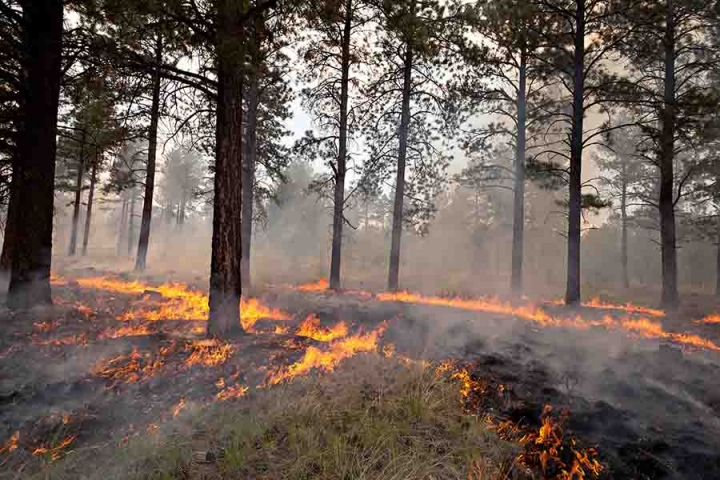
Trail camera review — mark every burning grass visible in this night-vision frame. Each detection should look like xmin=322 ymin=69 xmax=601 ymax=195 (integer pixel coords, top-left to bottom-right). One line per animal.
xmin=266 ymin=321 xmax=388 ymax=385
xmin=295 ymin=314 xmax=349 ymax=342
xmin=295 ymin=277 xmax=330 ymax=292
xmin=38 ymin=357 xmax=520 ymax=480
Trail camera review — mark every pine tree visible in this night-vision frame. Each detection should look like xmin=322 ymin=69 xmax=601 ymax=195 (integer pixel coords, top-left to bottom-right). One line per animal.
xmin=294 ymin=0 xmax=375 ymax=290
xmin=364 ymin=0 xmax=455 ymax=291
xmin=7 ymin=0 xmax=64 ymax=308
xmin=455 ymin=0 xmax=551 ymax=294
xmin=616 ymin=0 xmax=718 ymax=307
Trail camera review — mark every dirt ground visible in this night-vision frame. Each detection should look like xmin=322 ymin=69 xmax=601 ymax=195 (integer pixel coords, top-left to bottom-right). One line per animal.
xmin=1 ymin=268 xmax=720 ymax=479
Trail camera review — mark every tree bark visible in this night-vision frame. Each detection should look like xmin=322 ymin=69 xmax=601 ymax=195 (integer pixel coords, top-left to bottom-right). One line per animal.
xmin=659 ymin=1 xmax=679 ymax=308
xmin=1 ymin=163 xmax=20 ymax=276
xmin=387 ymin=40 xmax=413 ymax=292
xmin=208 ymin=0 xmax=244 ymax=336
xmin=511 ymin=49 xmax=527 ymax=295
xmin=68 ymin=129 xmax=86 ymax=256
xmin=564 ymin=0 xmax=585 ymax=305
xmin=135 ymin=36 xmax=163 ymax=271
xmin=620 ymin=155 xmax=629 ymax=289
xmin=329 ymin=0 xmax=353 ymax=291
xmin=177 ymin=192 xmax=186 ymax=226
xmin=241 ymin=60 xmax=259 ymax=289
xmin=716 ymin=213 xmax=720 ymax=298
xmin=128 ymin=187 xmax=137 ymax=257
xmin=81 ymin=158 xmax=97 ymax=256
xmin=8 ymin=0 xmax=63 ymax=309
xmin=117 ymin=195 xmax=128 ymax=255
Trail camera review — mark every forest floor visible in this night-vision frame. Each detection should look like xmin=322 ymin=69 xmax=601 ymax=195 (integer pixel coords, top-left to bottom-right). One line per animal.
xmin=0 ymin=266 xmax=720 ymax=479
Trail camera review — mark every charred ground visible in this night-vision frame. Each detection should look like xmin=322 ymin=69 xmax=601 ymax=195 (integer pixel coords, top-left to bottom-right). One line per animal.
xmin=0 ymin=269 xmax=719 ymax=479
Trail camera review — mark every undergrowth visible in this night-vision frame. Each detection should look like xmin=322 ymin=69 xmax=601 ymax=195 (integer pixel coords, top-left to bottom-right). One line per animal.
xmin=37 ymin=355 xmax=517 ymax=480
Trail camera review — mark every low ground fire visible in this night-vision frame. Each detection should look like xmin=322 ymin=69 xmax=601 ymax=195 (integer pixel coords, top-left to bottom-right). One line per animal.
xmin=2 ymin=269 xmax=720 ymax=478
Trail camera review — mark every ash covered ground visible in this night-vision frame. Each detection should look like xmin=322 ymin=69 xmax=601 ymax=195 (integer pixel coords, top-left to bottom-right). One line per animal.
xmin=1 ymin=269 xmax=720 ymax=479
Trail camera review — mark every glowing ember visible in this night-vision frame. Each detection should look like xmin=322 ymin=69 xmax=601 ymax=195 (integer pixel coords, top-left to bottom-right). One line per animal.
xmin=50 ymin=273 xmax=66 ymax=285
xmin=267 ymin=322 xmax=388 ymax=385
xmin=295 ymin=314 xmax=348 ymax=342
xmin=582 ymin=297 xmax=665 ymax=318
xmin=33 ymin=321 xmax=56 ymax=332
xmin=100 ymin=324 xmax=153 ymax=339
xmin=32 ymin=435 xmax=76 ymax=461
xmin=95 ymin=348 xmax=165 ymax=386
xmin=184 ymin=339 xmax=234 ymax=367
xmin=33 ymin=333 xmax=89 ymax=347
xmin=0 ymin=431 xmax=19 ymax=454
xmin=172 ymin=398 xmax=186 ymax=418
xmin=295 ymin=277 xmax=329 ymax=292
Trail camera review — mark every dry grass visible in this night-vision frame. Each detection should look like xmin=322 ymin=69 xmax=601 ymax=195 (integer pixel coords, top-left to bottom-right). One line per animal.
xmin=35 ymin=355 xmax=517 ymax=480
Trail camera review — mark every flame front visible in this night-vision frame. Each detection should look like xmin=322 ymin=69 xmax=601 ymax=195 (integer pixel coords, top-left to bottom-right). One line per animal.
xmin=184 ymin=339 xmax=235 ymax=367
xmin=377 ymin=291 xmax=720 ymax=352
xmin=295 ymin=314 xmax=348 ymax=342
xmin=267 ymin=322 xmax=388 ymax=385
xmin=695 ymin=313 xmax=720 ymax=325
xmin=582 ymin=297 xmax=665 ymax=318
xmin=63 ymin=275 xmax=291 ymax=331
xmin=295 ymin=277 xmax=329 ymax=292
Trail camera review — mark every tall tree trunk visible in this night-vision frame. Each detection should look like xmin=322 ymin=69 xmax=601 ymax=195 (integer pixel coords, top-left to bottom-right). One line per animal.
xmin=565 ymin=0 xmax=585 ymax=305
xmin=81 ymin=159 xmax=97 ymax=256
xmin=329 ymin=0 xmax=353 ymax=291
xmin=8 ymin=0 xmax=63 ymax=309
xmin=659 ymin=1 xmax=679 ymax=308
xmin=716 ymin=212 xmax=720 ymax=298
xmin=240 ymin=26 xmax=262 ymax=289
xmin=128 ymin=188 xmax=136 ymax=257
xmin=177 ymin=192 xmax=186 ymax=226
xmin=511 ymin=49 xmax=527 ymax=295
xmin=208 ymin=0 xmax=244 ymax=336
xmin=135 ymin=36 xmax=163 ymax=271
xmin=388 ymin=40 xmax=413 ymax=292
xmin=117 ymin=195 xmax=128 ymax=255
xmin=164 ymin=200 xmax=173 ymax=225
xmin=68 ymin=130 xmax=86 ymax=256
xmin=621 ymin=156 xmax=629 ymax=289
xmin=1 ymin=162 xmax=20 ymax=276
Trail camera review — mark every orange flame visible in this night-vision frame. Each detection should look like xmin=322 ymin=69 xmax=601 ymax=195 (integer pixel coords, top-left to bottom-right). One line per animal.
xmin=240 ymin=297 xmax=292 ymax=331
xmin=172 ymin=398 xmax=186 ymax=418
xmin=0 ymin=431 xmax=19 ymax=454
xmin=69 ymin=276 xmax=291 ymax=330
xmin=295 ymin=314 xmax=348 ymax=342
xmin=267 ymin=322 xmax=388 ymax=385
xmin=694 ymin=313 xmax=720 ymax=325
xmin=100 ymin=324 xmax=153 ymax=339
xmin=94 ymin=348 xmax=165 ymax=386
xmin=32 ymin=435 xmax=76 ymax=461
xmin=378 ymin=292 xmax=720 ymax=352
xmin=184 ymin=339 xmax=235 ymax=367
xmin=216 ymin=383 xmax=249 ymax=401
xmin=295 ymin=277 xmax=329 ymax=292
xmin=582 ymin=297 xmax=665 ymax=318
